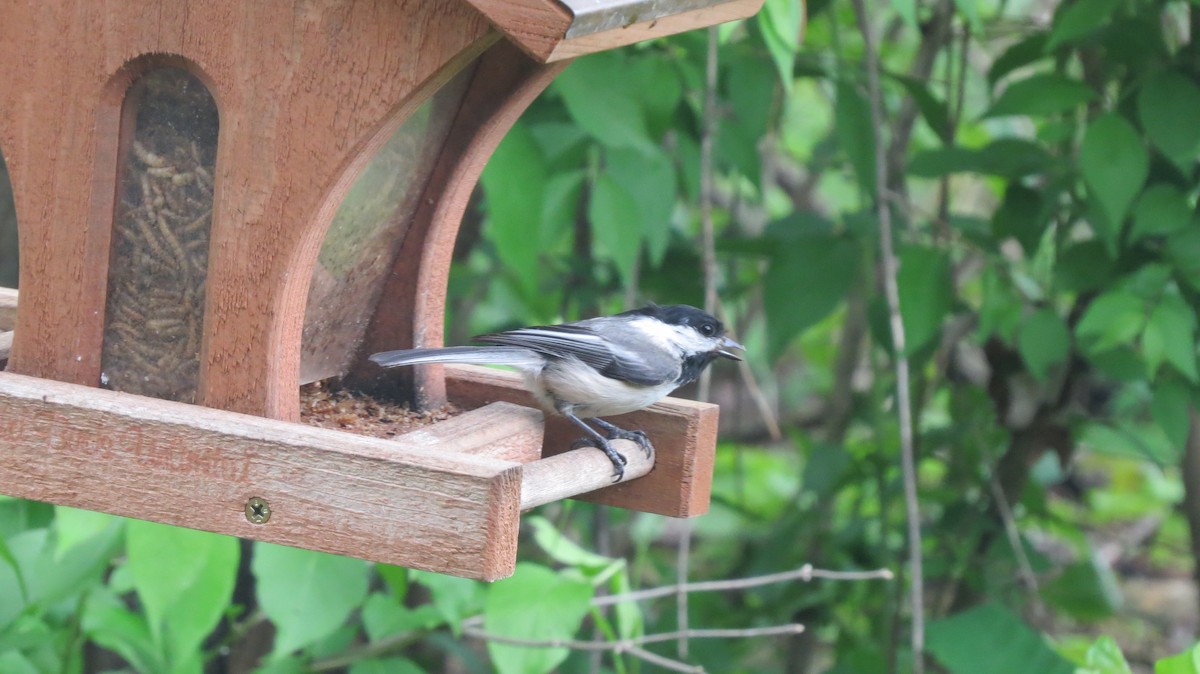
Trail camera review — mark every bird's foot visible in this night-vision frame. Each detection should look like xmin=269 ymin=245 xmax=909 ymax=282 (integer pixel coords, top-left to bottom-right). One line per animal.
xmin=593 ymin=419 xmax=655 ymax=459
xmin=570 ymin=436 xmax=627 ymax=482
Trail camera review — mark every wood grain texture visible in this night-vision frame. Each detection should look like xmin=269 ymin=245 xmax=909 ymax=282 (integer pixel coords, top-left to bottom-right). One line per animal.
xmin=445 ymin=364 xmax=717 ymax=517
xmin=0 ymin=1 xmax=494 ymax=420
xmin=0 ymin=287 xmax=14 ymax=332
xmin=521 ymin=443 xmax=653 ymax=510
xmin=462 ymin=0 xmax=573 ymax=61
xmin=411 ymin=401 xmax=545 ymax=463
xmin=465 ymin=0 xmax=765 ymax=62
xmin=0 ymin=371 xmax=532 ymax=580
xmin=349 ymin=40 xmax=566 ymax=406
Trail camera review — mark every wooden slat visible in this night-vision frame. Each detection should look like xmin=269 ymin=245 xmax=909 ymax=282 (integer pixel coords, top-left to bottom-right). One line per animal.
xmin=445 ymin=364 xmax=717 ymax=517
xmin=464 ymin=0 xmax=765 ymax=62
xmin=0 ymin=287 xmax=14 ymax=332
xmin=0 ymin=371 xmax=536 ymax=580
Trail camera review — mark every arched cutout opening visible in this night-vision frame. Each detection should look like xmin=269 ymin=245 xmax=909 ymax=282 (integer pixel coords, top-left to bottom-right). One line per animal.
xmin=297 ymin=60 xmax=479 ymax=384
xmin=100 ymin=67 xmax=219 ymax=403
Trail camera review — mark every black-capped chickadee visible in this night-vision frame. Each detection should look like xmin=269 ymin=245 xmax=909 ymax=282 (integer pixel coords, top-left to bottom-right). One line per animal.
xmin=369 ymin=304 xmax=744 ymax=480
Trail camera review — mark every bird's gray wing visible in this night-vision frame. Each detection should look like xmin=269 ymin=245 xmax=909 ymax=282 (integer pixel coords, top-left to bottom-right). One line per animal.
xmin=476 ymin=323 xmax=675 ymax=386
xmin=369 ymin=346 xmax=542 ymax=369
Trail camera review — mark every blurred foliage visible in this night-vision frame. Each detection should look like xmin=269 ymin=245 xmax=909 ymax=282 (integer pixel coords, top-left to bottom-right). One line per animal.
xmin=5 ymin=0 xmax=1200 ymax=670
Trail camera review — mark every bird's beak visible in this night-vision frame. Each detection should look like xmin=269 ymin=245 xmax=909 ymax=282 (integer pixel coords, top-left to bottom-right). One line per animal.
xmin=716 ymin=336 xmax=745 ymax=361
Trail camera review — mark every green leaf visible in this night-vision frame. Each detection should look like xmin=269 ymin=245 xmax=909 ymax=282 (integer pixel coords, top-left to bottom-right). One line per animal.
xmin=629 ymin=57 xmax=682 ymax=133
xmin=480 ymin=122 xmax=546 ymax=295
xmin=375 ymin=564 xmax=409 ymax=602
xmin=410 ymin=571 xmax=484 ymax=636
xmin=835 ymin=80 xmax=876 ymax=196
xmin=556 ymin=53 xmax=654 ymax=152
xmin=606 ymin=146 xmax=676 ymax=266
xmin=252 ymin=543 xmax=369 ymax=658
xmin=53 ymin=506 xmax=118 ymax=563
xmin=0 ymin=652 xmax=37 ymax=674
xmin=1081 ymin=114 xmax=1148 ymax=230
xmin=898 ymin=246 xmax=953 ymax=354
xmin=484 ymin=563 xmax=593 ymax=674
xmin=758 ymin=0 xmax=802 ymax=87
xmin=1167 ymin=227 xmax=1200 ymax=292
xmin=126 ymin=521 xmax=239 ymax=664
xmin=1042 ymin=552 xmax=1121 ymax=621
xmin=1056 ymin=240 xmax=1114 ymax=293
xmin=892 ymin=0 xmax=917 ymax=28
xmin=989 ymin=33 xmax=1049 ymax=86
xmin=1130 ymin=185 xmax=1192 ymax=243
xmin=1046 ymin=0 xmax=1121 ymax=50
xmin=1143 ymin=294 xmax=1199 ymax=382
xmin=1139 ymin=70 xmax=1200 ymax=174
xmin=927 ymin=603 xmax=1073 ymax=674
xmin=984 ymin=73 xmax=1095 ymax=118
xmin=82 ymin=588 xmax=163 ymax=674
xmin=1076 ymin=291 xmax=1147 ymax=353
xmin=528 ymin=516 xmax=616 ymax=571
xmin=909 ymin=139 xmax=1053 ymax=179
xmin=1157 ymin=644 xmax=1200 ymax=674
xmin=589 ymin=174 xmax=643 ymax=283
xmin=889 ymin=73 xmax=951 ymax=140
xmin=349 ymin=658 xmax=426 ymax=674
xmin=361 ymin=593 xmax=442 ymax=642
xmin=1151 ymin=378 xmax=1191 ymax=448
xmin=763 ymin=232 xmax=860 ymax=359
xmin=1080 ymin=636 xmax=1134 ymax=674
xmin=952 ymin=0 xmax=982 ymax=30
xmin=993 ymin=184 xmax=1047 ymax=253
xmin=1018 ymin=308 xmax=1071 ymax=380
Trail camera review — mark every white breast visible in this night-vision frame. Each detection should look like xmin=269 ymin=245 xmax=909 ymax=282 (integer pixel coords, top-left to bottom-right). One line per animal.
xmin=535 ymin=360 xmax=678 ymax=418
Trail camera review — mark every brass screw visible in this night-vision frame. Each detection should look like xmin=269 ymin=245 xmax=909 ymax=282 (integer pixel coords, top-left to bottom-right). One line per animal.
xmin=245 ymin=496 xmax=271 ymax=524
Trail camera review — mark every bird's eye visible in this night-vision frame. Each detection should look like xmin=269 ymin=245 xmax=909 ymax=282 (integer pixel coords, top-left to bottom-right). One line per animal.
xmin=700 ymin=323 xmax=716 ymax=336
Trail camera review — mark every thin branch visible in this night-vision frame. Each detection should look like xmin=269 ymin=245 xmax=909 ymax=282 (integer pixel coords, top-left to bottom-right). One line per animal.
xmin=462 ymin=622 xmax=806 ymax=650
xmin=848 ymin=0 xmax=926 ymax=671
xmin=594 ymin=563 xmax=893 ymax=606
xmin=685 ymin=24 xmax=722 ymax=660
xmin=987 ymin=471 xmax=1045 ymax=619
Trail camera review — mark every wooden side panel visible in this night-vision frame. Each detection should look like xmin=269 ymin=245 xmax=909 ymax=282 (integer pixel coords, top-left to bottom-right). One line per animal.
xmin=445 ymin=364 xmax=717 ymax=517
xmin=349 ymin=40 xmax=566 ymax=406
xmin=0 ymin=1 xmax=494 ymax=420
xmin=0 ymin=371 xmax=530 ymax=580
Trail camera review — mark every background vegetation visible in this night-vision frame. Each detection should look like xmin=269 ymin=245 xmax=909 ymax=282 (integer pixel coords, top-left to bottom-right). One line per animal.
xmin=4 ymin=0 xmax=1200 ymax=670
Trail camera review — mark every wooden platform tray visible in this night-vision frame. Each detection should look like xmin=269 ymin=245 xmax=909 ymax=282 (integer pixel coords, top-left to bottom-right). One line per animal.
xmin=0 ymin=360 xmax=715 ymax=580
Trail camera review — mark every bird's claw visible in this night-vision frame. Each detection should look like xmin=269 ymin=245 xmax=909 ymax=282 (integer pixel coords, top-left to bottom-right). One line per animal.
xmin=571 ymin=436 xmax=628 ymax=482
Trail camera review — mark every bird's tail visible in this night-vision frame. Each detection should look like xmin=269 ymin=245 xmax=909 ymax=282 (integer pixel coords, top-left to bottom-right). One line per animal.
xmin=368 ymin=346 xmax=542 ymax=369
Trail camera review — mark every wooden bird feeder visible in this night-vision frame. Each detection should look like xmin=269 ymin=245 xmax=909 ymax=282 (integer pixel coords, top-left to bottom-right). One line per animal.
xmin=0 ymin=0 xmax=762 ymax=581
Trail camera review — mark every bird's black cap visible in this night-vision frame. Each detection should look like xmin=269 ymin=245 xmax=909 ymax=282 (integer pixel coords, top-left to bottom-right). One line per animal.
xmin=619 ymin=304 xmax=725 ymax=336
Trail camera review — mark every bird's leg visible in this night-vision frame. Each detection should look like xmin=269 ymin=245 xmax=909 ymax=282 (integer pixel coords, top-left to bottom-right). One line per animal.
xmin=562 ymin=412 xmax=627 ymax=482
xmin=592 ymin=418 xmax=654 ymax=459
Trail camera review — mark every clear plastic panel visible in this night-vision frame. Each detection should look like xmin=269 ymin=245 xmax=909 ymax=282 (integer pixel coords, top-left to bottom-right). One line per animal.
xmin=299 ymin=63 xmax=476 ymax=384
xmin=100 ymin=68 xmax=218 ymax=402
xmin=0 ymin=148 xmax=15 ymax=289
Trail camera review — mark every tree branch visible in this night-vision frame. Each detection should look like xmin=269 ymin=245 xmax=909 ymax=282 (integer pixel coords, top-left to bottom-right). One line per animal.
xmin=848 ymin=0 xmax=926 ymax=670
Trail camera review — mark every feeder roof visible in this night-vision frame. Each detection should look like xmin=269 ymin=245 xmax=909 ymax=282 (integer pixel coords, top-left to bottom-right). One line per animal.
xmin=462 ymin=0 xmax=764 ymax=62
